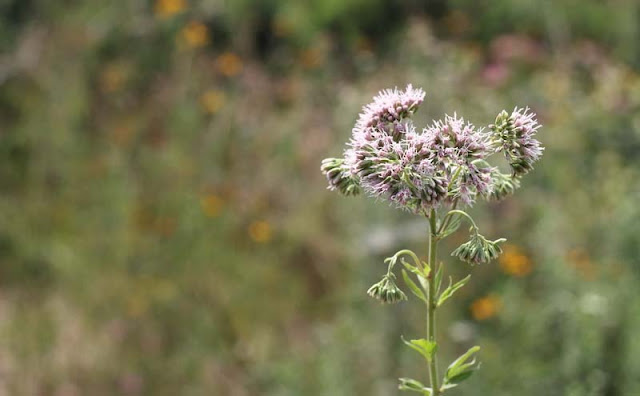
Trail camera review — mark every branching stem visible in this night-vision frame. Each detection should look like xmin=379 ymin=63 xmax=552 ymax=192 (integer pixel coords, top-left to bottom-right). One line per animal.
xmin=441 ymin=209 xmax=478 ymax=232
xmin=436 ymin=199 xmax=459 ymax=236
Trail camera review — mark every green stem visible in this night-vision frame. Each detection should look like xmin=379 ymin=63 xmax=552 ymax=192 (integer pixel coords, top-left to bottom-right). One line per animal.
xmin=391 ymin=249 xmax=423 ymax=270
xmin=436 ymin=198 xmax=459 ymax=235
xmin=427 ymin=209 xmax=440 ymax=396
xmin=442 ymin=209 xmax=478 ymax=231
xmin=387 ymin=249 xmax=427 ymax=287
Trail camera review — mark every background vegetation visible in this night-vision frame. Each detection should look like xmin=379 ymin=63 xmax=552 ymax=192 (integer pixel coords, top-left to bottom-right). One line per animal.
xmin=1 ymin=1 xmax=640 ymax=395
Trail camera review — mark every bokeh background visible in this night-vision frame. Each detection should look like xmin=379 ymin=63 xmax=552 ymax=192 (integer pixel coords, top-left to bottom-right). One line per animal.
xmin=1 ymin=1 xmax=640 ymax=395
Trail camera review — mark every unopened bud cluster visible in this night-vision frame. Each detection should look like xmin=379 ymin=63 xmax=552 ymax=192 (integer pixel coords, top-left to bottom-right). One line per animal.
xmin=367 ymin=273 xmax=408 ymax=304
xmin=451 ymin=233 xmax=506 ymax=265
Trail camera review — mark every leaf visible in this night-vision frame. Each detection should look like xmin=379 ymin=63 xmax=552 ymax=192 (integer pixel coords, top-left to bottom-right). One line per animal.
xmin=400 ymin=257 xmax=430 ymax=278
xmin=446 ymin=369 xmax=476 ymax=385
xmin=401 ymin=258 xmax=429 ymax=291
xmin=401 ymin=258 xmax=420 ymax=275
xmin=447 ymin=346 xmax=480 ymax=372
xmin=444 ymin=346 xmax=481 ymax=386
xmin=402 ymin=269 xmax=427 ymax=303
xmin=437 ymin=274 xmax=471 ymax=306
xmin=434 ymin=264 xmax=444 ymax=295
xmin=401 ymin=336 xmax=438 ymax=362
xmin=421 ymin=261 xmax=431 ymax=277
xmin=398 ymin=378 xmax=432 ymax=395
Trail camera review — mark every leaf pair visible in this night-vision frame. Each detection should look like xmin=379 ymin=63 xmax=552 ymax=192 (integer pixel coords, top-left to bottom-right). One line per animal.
xmin=437 ymin=275 xmax=471 ymax=306
xmin=442 ymin=346 xmax=481 ymax=390
xmin=401 ymin=337 xmax=438 ymax=362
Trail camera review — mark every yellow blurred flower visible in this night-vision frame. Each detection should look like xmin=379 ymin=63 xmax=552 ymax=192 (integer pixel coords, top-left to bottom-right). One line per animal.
xmin=470 ymin=295 xmax=501 ymax=321
xmin=499 ymin=244 xmax=532 ymax=277
xmin=180 ymin=21 xmax=209 ymax=49
xmin=154 ymin=0 xmax=187 ymax=18
xmin=200 ymin=90 xmax=226 ymax=114
xmin=201 ymin=194 xmax=223 ymax=217
xmin=248 ymin=221 xmax=271 ymax=243
xmin=215 ymin=52 xmax=243 ymax=77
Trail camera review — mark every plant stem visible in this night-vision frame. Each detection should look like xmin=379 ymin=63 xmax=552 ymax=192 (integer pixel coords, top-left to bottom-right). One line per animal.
xmin=442 ymin=209 xmax=478 ymax=230
xmin=428 ymin=209 xmax=440 ymax=396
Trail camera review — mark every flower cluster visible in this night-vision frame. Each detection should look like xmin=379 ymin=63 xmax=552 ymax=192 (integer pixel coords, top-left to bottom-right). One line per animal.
xmin=367 ymin=273 xmax=407 ymax=304
xmin=352 ymin=84 xmax=426 ymax=142
xmin=424 ymin=115 xmax=493 ymax=205
xmin=321 ymin=85 xmax=543 ymax=212
xmin=451 ymin=233 xmax=506 ymax=265
xmin=489 ymin=107 xmax=544 ymax=176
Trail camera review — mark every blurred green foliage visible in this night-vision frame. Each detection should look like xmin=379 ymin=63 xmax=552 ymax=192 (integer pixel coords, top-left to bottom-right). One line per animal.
xmin=1 ymin=0 xmax=640 ymax=395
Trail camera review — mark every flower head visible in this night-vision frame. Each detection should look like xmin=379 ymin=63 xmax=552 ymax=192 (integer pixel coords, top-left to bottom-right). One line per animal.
xmin=352 ymin=84 xmax=425 ymax=142
xmin=321 ymin=85 xmax=543 ymax=213
xmin=424 ymin=115 xmax=494 ymax=205
xmin=490 ymin=107 xmax=543 ymax=176
xmin=350 ymin=122 xmax=449 ymax=212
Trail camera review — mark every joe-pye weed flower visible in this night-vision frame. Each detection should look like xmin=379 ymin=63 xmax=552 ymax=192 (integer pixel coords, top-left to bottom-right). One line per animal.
xmin=322 ymin=85 xmax=543 ymax=395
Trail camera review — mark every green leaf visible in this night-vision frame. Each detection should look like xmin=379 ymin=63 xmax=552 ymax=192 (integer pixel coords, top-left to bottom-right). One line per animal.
xmin=444 ymin=346 xmax=481 ymax=386
xmin=401 ymin=336 xmax=438 ymax=362
xmin=401 ymin=258 xmax=420 ymax=275
xmin=402 ymin=270 xmax=427 ymax=303
xmin=400 ymin=257 xmax=430 ymax=278
xmin=398 ymin=378 xmax=432 ymax=395
xmin=447 ymin=346 xmax=480 ymax=371
xmin=434 ymin=264 xmax=444 ymax=295
xmin=421 ymin=261 xmax=431 ymax=277
xmin=446 ymin=369 xmax=476 ymax=385
xmin=437 ymin=274 xmax=471 ymax=306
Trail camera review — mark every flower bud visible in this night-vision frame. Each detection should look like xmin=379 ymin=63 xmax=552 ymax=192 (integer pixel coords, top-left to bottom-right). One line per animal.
xmin=367 ymin=273 xmax=407 ymax=304
xmin=452 ymin=233 xmax=505 ymax=265
xmin=321 ymin=157 xmax=361 ymax=196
